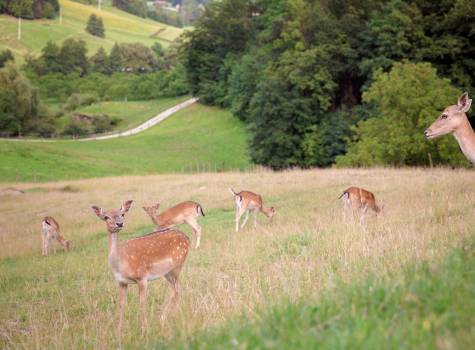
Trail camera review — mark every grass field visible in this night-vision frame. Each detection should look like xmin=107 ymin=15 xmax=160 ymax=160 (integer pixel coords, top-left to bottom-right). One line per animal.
xmin=0 ymin=0 xmax=184 ymax=60
xmin=0 ymin=168 xmax=474 ymax=348
xmin=58 ymin=96 xmax=190 ymax=132
xmin=0 ymin=103 xmax=251 ymax=182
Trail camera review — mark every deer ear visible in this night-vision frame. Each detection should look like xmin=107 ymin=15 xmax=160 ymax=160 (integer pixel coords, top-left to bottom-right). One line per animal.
xmin=92 ymin=206 xmax=105 ymax=220
xmin=121 ymin=200 xmax=133 ymax=214
xmin=457 ymin=92 xmax=472 ymax=113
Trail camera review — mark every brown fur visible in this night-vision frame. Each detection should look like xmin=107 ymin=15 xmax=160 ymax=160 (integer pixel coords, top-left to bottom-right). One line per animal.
xmin=41 ymin=216 xmax=71 ymax=256
xmin=142 ymin=201 xmax=204 ymax=249
xmin=92 ymin=200 xmax=189 ymax=331
xmin=229 ymin=189 xmax=276 ymax=232
xmin=340 ymin=187 xmax=381 ymax=214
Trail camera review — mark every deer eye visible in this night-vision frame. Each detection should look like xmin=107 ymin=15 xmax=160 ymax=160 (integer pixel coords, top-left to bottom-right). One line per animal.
xmin=121 ymin=214 xmax=125 ymax=217
xmin=104 ymin=215 xmax=110 ymax=220
xmin=441 ymin=114 xmax=448 ymax=119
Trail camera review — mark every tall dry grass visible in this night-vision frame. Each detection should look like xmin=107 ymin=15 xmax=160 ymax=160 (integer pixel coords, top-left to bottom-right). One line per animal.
xmin=0 ymin=168 xmax=474 ymax=348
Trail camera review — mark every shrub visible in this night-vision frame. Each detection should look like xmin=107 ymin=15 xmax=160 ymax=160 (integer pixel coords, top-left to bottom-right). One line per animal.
xmin=64 ymin=93 xmax=98 ymax=111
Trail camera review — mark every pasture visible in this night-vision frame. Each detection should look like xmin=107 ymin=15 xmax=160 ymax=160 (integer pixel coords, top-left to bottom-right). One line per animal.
xmin=0 ymin=103 xmax=251 ymax=182
xmin=1 ymin=168 xmax=474 ymax=348
xmin=0 ymin=0 xmax=183 ymax=60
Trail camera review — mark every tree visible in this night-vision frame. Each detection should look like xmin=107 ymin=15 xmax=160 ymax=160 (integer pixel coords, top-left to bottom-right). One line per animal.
xmin=90 ymin=47 xmax=111 ymax=74
xmin=0 ymin=63 xmax=51 ymax=136
xmin=336 ymin=62 xmax=468 ymax=167
xmin=108 ymin=43 xmax=123 ymax=72
xmin=117 ymin=43 xmax=158 ymax=72
xmin=85 ymin=13 xmax=105 ymax=38
xmin=58 ymin=38 xmax=89 ymax=76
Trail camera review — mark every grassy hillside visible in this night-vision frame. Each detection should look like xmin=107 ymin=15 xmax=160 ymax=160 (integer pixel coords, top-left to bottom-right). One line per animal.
xmin=0 ymin=103 xmax=251 ymax=182
xmin=0 ymin=0 xmax=184 ymax=59
xmin=0 ymin=168 xmax=474 ymax=348
xmin=58 ymin=96 xmax=190 ymax=132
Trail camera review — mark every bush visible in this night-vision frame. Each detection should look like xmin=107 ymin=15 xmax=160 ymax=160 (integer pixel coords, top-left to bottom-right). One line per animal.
xmin=62 ymin=112 xmax=120 ymax=136
xmin=64 ymin=93 xmax=98 ymax=111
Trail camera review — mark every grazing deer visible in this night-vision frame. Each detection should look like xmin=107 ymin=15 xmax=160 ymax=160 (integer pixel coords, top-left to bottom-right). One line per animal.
xmin=425 ymin=92 xmax=474 ymax=164
xmin=339 ymin=187 xmax=382 ymax=220
xmin=142 ymin=201 xmax=205 ymax=249
xmin=41 ymin=216 xmax=71 ymax=256
xmin=229 ymin=188 xmax=276 ymax=232
xmin=92 ymin=200 xmax=189 ymax=331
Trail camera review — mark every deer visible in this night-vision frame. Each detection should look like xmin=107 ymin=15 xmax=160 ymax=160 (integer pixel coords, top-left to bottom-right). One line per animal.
xmin=91 ymin=200 xmax=190 ymax=332
xmin=425 ymin=92 xmax=474 ymax=164
xmin=142 ymin=201 xmax=205 ymax=249
xmin=41 ymin=216 xmax=71 ymax=256
xmin=339 ymin=187 xmax=382 ymax=221
xmin=229 ymin=188 xmax=276 ymax=232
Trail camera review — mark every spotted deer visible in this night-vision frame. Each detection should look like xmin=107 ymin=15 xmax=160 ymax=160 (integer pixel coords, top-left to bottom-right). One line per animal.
xmin=41 ymin=216 xmax=71 ymax=256
xmin=339 ymin=187 xmax=382 ymax=219
xmin=91 ymin=200 xmax=190 ymax=331
xmin=425 ymin=92 xmax=474 ymax=164
xmin=229 ymin=188 xmax=276 ymax=232
xmin=142 ymin=201 xmax=205 ymax=249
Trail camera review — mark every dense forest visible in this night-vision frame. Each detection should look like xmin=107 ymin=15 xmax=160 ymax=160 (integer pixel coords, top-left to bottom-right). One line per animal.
xmin=181 ymin=0 xmax=475 ymax=167
xmin=0 ymin=0 xmax=59 ymax=18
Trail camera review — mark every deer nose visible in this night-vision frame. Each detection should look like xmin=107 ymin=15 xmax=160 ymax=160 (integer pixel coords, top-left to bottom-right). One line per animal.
xmin=116 ymin=222 xmax=123 ymax=228
xmin=424 ymin=129 xmax=431 ymax=137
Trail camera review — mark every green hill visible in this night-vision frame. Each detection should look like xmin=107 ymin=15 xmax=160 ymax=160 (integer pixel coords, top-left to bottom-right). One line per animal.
xmin=0 ymin=0 xmax=184 ymax=60
xmin=0 ymin=103 xmax=251 ymax=182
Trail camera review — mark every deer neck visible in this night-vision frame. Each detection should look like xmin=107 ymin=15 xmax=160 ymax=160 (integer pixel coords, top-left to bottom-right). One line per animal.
xmin=453 ymin=117 xmax=475 ymax=165
xmin=108 ymin=232 xmax=122 ymax=267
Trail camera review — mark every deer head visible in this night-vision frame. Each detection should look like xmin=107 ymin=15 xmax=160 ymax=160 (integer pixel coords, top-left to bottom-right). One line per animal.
xmin=425 ymin=92 xmax=472 ymax=139
xmin=92 ymin=200 xmax=133 ymax=233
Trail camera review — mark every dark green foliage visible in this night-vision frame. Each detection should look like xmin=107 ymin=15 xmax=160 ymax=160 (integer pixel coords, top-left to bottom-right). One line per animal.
xmin=85 ymin=14 xmax=105 ymax=38
xmin=26 ymin=39 xmax=89 ymax=76
xmin=0 ymin=0 xmax=59 ymax=19
xmin=112 ymin=0 xmax=147 ymax=18
xmin=337 ymin=62 xmax=468 ymax=167
xmin=108 ymin=43 xmax=123 ymax=73
xmin=182 ymin=0 xmax=475 ymax=168
xmin=117 ymin=43 xmax=158 ymax=72
xmin=0 ymin=49 xmax=14 ymax=68
xmin=0 ymin=63 xmax=52 ymax=136
xmin=90 ymin=47 xmax=111 ymax=74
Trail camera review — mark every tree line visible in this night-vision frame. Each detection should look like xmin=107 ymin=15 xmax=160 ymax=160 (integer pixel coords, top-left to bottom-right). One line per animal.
xmin=0 ymin=0 xmax=59 ymax=19
xmin=0 ymin=38 xmax=188 ymax=137
xmin=181 ymin=0 xmax=475 ymax=167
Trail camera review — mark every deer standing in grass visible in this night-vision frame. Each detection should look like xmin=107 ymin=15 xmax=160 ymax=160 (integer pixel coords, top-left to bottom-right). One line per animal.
xmin=92 ymin=200 xmax=190 ymax=331
xmin=339 ymin=187 xmax=382 ymax=220
xmin=41 ymin=216 xmax=71 ymax=256
xmin=142 ymin=201 xmax=205 ymax=249
xmin=229 ymin=189 xmax=276 ymax=232
xmin=425 ymin=92 xmax=474 ymax=164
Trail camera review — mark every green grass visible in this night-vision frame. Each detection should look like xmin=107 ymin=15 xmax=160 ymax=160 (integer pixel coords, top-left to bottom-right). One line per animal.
xmin=58 ymin=96 xmax=190 ymax=132
xmin=173 ymin=239 xmax=475 ymax=350
xmin=0 ymin=0 xmax=184 ymax=60
xmin=0 ymin=103 xmax=251 ymax=182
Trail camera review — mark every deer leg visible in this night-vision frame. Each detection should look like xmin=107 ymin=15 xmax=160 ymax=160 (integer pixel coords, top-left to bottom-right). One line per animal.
xmin=42 ymin=234 xmax=46 ymax=256
xmin=253 ymin=210 xmax=258 ymax=228
xmin=118 ymin=283 xmax=128 ymax=333
xmin=161 ymin=268 xmax=181 ymax=321
xmin=186 ymin=219 xmax=202 ymax=249
xmin=137 ymin=279 xmax=148 ymax=331
xmin=241 ymin=210 xmax=250 ymax=229
xmin=235 ymin=205 xmax=246 ymax=232
xmin=360 ymin=205 xmax=368 ymax=225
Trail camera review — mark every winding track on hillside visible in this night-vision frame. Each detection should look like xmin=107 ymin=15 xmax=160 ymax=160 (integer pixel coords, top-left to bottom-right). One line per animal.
xmin=1 ymin=97 xmax=199 ymax=142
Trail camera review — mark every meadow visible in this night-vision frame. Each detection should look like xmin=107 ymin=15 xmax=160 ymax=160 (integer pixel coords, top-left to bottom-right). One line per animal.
xmin=0 ymin=168 xmax=474 ymax=348
xmin=0 ymin=103 xmax=251 ymax=182
xmin=59 ymin=96 xmax=190 ymax=132
xmin=0 ymin=0 xmax=183 ymax=60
